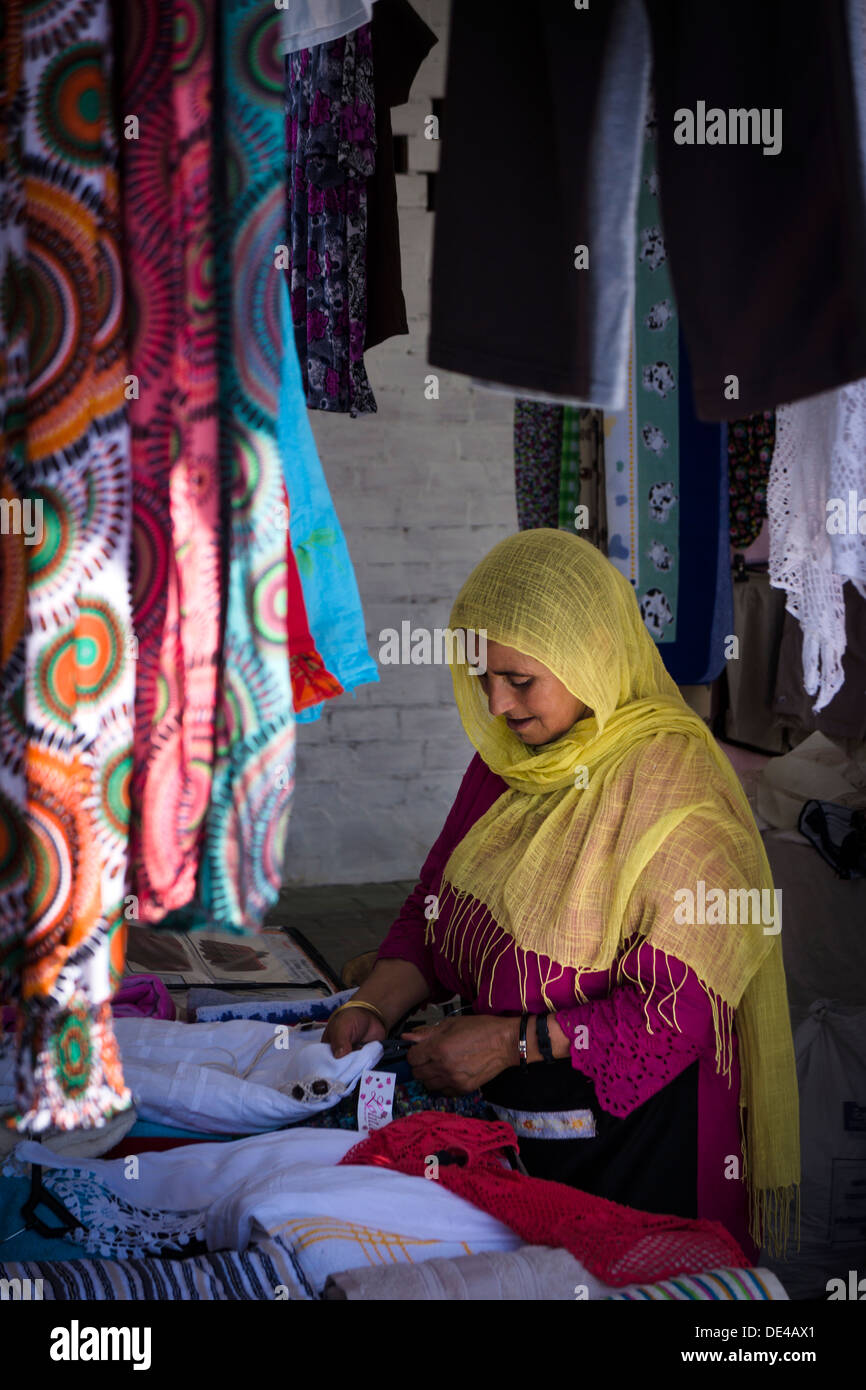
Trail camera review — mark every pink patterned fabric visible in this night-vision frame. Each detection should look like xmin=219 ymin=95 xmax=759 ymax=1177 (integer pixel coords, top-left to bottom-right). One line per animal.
xmin=124 ymin=2 xmax=221 ymax=921
xmin=378 ymin=753 xmax=755 ymax=1255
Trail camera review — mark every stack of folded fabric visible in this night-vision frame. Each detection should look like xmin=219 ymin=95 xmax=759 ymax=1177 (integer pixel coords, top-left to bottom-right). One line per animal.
xmin=1 ymin=1112 xmax=789 ymax=1300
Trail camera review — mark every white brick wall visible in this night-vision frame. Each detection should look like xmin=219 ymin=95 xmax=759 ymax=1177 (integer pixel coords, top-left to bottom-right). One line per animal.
xmin=284 ymin=0 xmax=516 ymax=885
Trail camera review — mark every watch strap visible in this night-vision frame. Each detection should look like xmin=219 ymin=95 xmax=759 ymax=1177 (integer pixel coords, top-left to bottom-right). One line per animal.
xmin=536 ymin=1012 xmax=555 ymax=1065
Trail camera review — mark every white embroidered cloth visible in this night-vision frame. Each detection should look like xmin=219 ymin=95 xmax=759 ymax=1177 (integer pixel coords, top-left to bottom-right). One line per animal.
xmin=8 ymin=1128 xmax=522 ymax=1279
xmin=767 ymin=0 xmax=866 ymax=712
xmin=115 ymin=1018 xmax=382 ymax=1133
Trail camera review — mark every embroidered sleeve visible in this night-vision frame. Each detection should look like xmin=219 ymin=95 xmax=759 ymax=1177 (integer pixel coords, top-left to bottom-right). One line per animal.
xmin=555 ymin=941 xmax=731 ymax=1118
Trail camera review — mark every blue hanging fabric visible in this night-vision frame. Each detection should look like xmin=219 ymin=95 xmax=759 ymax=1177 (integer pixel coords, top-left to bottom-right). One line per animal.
xmin=278 ymin=274 xmax=379 ymax=722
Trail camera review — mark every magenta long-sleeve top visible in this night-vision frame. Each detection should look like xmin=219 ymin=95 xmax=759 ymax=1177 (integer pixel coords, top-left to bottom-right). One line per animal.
xmin=378 ymin=753 xmax=755 ymax=1257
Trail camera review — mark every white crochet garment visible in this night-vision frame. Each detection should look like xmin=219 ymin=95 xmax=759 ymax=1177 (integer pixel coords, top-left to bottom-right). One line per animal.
xmin=769 ymin=379 xmax=866 ymax=712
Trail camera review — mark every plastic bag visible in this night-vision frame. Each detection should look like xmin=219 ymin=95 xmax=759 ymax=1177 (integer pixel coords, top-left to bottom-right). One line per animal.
xmin=764 ymin=1000 xmax=866 ymax=1298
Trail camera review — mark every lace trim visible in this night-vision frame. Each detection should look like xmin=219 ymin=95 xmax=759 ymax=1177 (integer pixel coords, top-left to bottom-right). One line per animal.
xmin=1 ymin=1161 xmax=207 ymax=1258
xmin=558 ymin=987 xmax=702 ymax=1117
xmin=556 ymin=943 xmax=733 ymax=1118
xmin=769 ymin=383 xmax=866 ymax=712
xmin=1 ymin=1153 xmax=205 ymax=1258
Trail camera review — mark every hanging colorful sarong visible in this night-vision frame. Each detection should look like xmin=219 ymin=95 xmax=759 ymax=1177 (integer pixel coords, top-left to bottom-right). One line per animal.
xmin=0 ymin=1 xmax=29 ymax=957
xmin=121 ymin=1 xmax=222 ymax=924
xmin=195 ymin=0 xmax=300 ymax=933
xmin=0 ymin=0 xmax=133 ymax=1131
xmin=277 ymin=276 xmax=379 ymax=719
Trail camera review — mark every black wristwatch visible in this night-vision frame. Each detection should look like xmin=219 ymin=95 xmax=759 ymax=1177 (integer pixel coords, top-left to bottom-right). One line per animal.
xmin=536 ymin=1012 xmax=556 ymax=1065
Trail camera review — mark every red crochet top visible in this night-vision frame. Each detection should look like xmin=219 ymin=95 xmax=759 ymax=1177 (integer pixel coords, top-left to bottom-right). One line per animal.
xmin=340 ymin=1112 xmax=749 ymax=1287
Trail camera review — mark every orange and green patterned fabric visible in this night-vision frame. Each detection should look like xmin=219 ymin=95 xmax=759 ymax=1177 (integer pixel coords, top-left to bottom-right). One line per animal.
xmin=0 ymin=0 xmax=133 ymax=1131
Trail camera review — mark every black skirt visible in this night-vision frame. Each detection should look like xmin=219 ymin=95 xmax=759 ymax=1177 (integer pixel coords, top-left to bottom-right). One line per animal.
xmin=482 ymin=1058 xmax=698 ymax=1218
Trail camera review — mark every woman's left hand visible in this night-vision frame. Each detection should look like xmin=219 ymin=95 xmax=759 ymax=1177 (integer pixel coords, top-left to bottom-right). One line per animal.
xmin=402 ymin=1014 xmax=515 ymax=1095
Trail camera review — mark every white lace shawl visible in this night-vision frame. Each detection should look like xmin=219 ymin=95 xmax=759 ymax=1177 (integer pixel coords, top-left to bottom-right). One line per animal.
xmin=769 ymin=380 xmax=866 ymax=712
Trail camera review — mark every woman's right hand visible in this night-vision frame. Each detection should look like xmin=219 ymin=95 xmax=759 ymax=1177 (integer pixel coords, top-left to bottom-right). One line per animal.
xmin=321 ymin=959 xmax=430 ymax=1058
xmin=323 ymin=1006 xmax=387 ymax=1059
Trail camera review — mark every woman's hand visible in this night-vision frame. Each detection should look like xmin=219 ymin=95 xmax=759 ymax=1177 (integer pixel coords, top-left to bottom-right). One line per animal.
xmin=322 ymin=959 xmax=431 ymax=1059
xmin=401 ymin=1014 xmax=516 ymax=1095
xmin=323 ymin=1007 xmax=386 ymax=1059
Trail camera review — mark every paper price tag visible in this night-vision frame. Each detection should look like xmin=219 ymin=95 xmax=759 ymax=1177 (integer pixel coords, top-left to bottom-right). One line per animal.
xmin=357 ymin=1069 xmax=396 ymax=1133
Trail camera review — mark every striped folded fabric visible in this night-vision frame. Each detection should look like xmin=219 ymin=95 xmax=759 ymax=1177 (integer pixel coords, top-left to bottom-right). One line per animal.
xmin=0 ymin=1252 xmax=788 ymax=1303
xmin=606 ymin=1267 xmax=787 ymax=1300
xmin=0 ymin=1208 xmax=516 ymax=1302
xmin=0 ymin=1238 xmax=306 ymax=1302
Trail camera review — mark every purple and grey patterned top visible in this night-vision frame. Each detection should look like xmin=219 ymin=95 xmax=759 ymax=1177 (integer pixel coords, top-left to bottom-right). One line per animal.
xmin=286 ymin=28 xmax=377 ymax=415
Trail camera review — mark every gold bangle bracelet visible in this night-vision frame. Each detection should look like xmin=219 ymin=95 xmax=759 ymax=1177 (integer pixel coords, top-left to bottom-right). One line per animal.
xmin=329 ymin=999 xmax=387 ymax=1029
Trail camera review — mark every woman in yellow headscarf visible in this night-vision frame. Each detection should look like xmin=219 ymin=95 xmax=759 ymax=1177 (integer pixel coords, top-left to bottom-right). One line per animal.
xmin=324 ymin=530 xmax=799 ymax=1257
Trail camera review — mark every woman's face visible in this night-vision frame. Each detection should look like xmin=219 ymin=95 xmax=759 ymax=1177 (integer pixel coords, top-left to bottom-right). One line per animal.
xmin=473 ymin=640 xmax=587 ymax=746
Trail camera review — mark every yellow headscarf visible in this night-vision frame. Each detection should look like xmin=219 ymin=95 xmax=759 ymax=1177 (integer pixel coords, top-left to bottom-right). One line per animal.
xmin=434 ymin=529 xmax=799 ymax=1253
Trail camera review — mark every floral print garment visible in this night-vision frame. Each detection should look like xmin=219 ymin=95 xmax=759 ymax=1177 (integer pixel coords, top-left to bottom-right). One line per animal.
xmin=728 ymin=411 xmax=775 ymax=549
xmin=286 ymin=28 xmax=377 ymax=416
xmin=513 ymin=402 xmax=563 ymax=530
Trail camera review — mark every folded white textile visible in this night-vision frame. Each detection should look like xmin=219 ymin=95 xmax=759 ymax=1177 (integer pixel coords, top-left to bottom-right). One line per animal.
xmin=277 ymin=0 xmax=377 ymax=55
xmin=109 ymin=1017 xmax=382 ymax=1133
xmin=9 ymin=1127 xmax=522 ymax=1279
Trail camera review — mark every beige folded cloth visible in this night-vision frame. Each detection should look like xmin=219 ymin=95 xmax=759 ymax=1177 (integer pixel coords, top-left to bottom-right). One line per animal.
xmin=0 ymin=1104 xmax=137 ymax=1160
xmin=323 ymin=1249 xmax=790 ymax=1302
xmin=756 ymin=730 xmax=866 ymax=829
xmin=323 ymin=1245 xmax=601 ymax=1301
